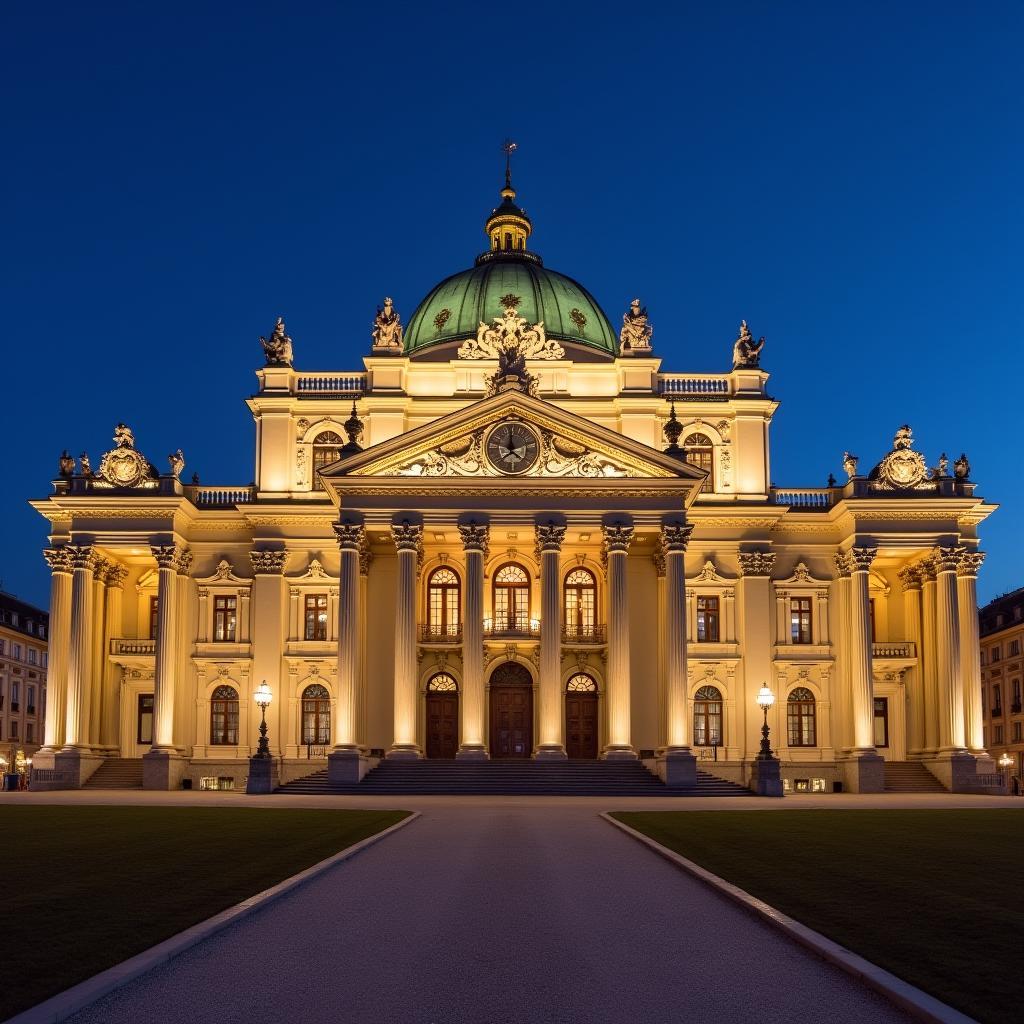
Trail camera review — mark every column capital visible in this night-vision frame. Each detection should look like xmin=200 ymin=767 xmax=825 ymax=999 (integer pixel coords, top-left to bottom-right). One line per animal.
xmin=931 ymin=544 xmax=960 ymax=574
xmin=176 ymin=548 xmax=193 ymax=576
xmin=840 ymin=546 xmax=877 ymax=574
xmin=458 ymin=522 xmax=489 ymax=554
xmin=359 ymin=536 xmax=373 ymax=577
xmin=535 ymin=522 xmax=566 ymax=552
xmin=652 ymin=546 xmax=666 ymax=578
xmin=151 ymin=543 xmax=186 ymax=571
xmin=70 ymin=544 xmax=100 ymax=572
xmin=250 ymin=549 xmax=288 ymax=575
xmin=897 ymin=565 xmax=922 ymax=591
xmin=957 ymin=549 xmax=985 ymax=578
xmin=333 ymin=522 xmax=365 ymax=551
xmin=661 ymin=521 xmax=693 ymax=553
xmin=391 ymin=521 xmax=423 ymax=553
xmin=44 ymin=546 xmax=75 ymax=575
xmin=102 ymin=563 xmax=130 ymax=589
xmin=602 ymin=523 xmax=634 ymax=554
xmin=917 ymin=555 xmax=938 ymax=583
xmin=738 ymin=550 xmax=776 ymax=577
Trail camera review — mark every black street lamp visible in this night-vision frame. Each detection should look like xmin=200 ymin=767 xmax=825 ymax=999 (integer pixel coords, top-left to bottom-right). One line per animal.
xmin=756 ymin=684 xmax=776 ymax=760
xmin=253 ymin=681 xmax=273 ymax=758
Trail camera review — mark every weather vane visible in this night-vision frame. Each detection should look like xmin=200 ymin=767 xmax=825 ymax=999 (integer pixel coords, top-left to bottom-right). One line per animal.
xmin=503 ymin=138 xmax=517 ymax=189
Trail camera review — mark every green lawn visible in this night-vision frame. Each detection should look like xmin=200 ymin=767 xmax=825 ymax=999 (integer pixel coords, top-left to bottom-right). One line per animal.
xmin=613 ymin=809 xmax=1022 ymax=1024
xmin=0 ymin=805 xmax=409 ymax=1019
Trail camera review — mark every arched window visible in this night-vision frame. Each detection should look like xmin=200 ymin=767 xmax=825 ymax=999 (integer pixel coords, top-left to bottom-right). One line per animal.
xmin=693 ymin=685 xmax=723 ymax=747
xmin=564 ymin=568 xmax=597 ymax=639
xmin=427 ymin=567 xmax=461 ymax=637
xmin=210 ymin=685 xmax=239 ymax=746
xmin=493 ymin=563 xmax=530 ymax=632
xmin=312 ymin=431 xmax=344 ymax=490
xmin=301 ymin=683 xmax=331 ymax=745
xmin=787 ymin=687 xmax=817 ymax=746
xmin=683 ymin=433 xmax=714 ymax=493
xmin=427 ymin=673 xmax=458 ymax=692
xmin=566 ymin=673 xmax=598 ymax=692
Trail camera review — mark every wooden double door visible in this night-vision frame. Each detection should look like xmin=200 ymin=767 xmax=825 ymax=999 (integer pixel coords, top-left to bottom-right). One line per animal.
xmin=425 ymin=693 xmax=459 ymax=759
xmin=489 ymin=662 xmax=533 ymax=758
xmin=565 ymin=692 xmax=599 ymax=759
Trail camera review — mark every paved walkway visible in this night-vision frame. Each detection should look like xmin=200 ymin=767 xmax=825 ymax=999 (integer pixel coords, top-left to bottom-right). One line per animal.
xmin=66 ymin=802 xmax=910 ymax=1024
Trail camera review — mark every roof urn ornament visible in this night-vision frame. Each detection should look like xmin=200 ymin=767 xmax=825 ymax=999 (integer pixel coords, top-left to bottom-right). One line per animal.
xmin=933 ymin=453 xmax=949 ymax=479
xmin=260 ymin=317 xmax=294 ymax=367
xmin=342 ymin=401 xmax=365 ymax=452
xmin=59 ymin=450 xmax=75 ymax=477
xmin=663 ymin=400 xmax=684 ymax=455
xmin=371 ymin=297 xmax=404 ymax=352
xmin=619 ymin=299 xmax=653 ymax=355
xmin=954 ymin=453 xmax=971 ymax=480
xmin=79 ymin=452 xmax=93 ymax=477
xmin=732 ymin=320 xmax=765 ymax=369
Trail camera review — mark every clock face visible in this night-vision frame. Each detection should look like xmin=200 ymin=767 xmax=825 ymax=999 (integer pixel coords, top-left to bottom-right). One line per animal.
xmin=486 ymin=421 xmax=540 ymax=475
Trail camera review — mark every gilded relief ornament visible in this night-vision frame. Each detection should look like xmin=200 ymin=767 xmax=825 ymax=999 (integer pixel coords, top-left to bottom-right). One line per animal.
xmin=457 ymin=297 xmax=564 ymax=361
xmin=96 ymin=424 xmax=157 ymax=489
xmin=433 ymin=308 xmax=452 ymax=334
xmin=569 ymin=308 xmax=587 ymax=335
xmin=619 ymin=298 xmax=653 ymax=355
xmin=869 ymin=425 xmax=933 ymax=491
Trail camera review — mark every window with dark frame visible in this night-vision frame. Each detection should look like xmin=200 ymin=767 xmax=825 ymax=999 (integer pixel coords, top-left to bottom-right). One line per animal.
xmin=683 ymin=433 xmax=714 ymax=493
xmin=790 ymin=597 xmax=812 ymax=644
xmin=493 ymin=563 xmax=530 ymax=631
xmin=213 ymin=595 xmax=237 ymax=642
xmin=873 ymin=696 xmax=889 ymax=747
xmin=209 ymin=684 xmax=239 ymax=745
xmin=564 ymin=568 xmax=597 ymax=638
xmin=304 ymin=593 xmax=329 ymax=641
xmin=427 ymin=567 xmax=461 ymax=637
xmin=149 ymin=596 xmax=159 ymax=639
xmin=301 ymin=683 xmax=331 ymax=744
xmin=696 ymin=596 xmax=720 ymax=643
xmin=137 ymin=693 xmax=154 ymax=744
xmin=787 ymin=687 xmax=817 ymax=746
xmin=693 ymin=685 xmax=723 ymax=746
xmin=312 ymin=432 xmax=344 ymax=491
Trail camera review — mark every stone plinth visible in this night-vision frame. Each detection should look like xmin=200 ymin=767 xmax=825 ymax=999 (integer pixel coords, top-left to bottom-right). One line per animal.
xmin=657 ymin=750 xmax=697 ymax=788
xmin=840 ymin=751 xmax=885 ymax=793
xmin=142 ymin=749 xmax=187 ymax=791
xmin=751 ymin=757 xmax=784 ymax=797
xmin=328 ymin=749 xmax=370 ymax=783
xmin=245 ymin=757 xmax=277 ymax=794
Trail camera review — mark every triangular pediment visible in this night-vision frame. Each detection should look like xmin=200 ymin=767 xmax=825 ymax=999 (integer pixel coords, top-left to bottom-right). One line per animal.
xmin=323 ymin=389 xmax=707 ymax=485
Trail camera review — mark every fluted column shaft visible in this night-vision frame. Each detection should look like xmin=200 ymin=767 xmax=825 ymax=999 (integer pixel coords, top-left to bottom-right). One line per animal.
xmin=663 ymin=522 xmax=694 ymax=750
xmin=41 ymin=548 xmax=74 ymax=752
xmin=458 ymin=523 xmax=488 ymax=758
xmin=333 ymin=523 xmax=363 ymax=750
xmin=100 ymin=566 xmax=127 ymax=750
xmin=846 ymin=547 xmax=878 ymax=752
xmin=921 ymin=563 xmax=939 ymax=753
xmin=390 ymin=521 xmax=422 ymax=758
xmin=150 ymin=545 xmax=182 ymax=752
xmin=602 ymin=522 xmax=636 ymax=759
xmin=88 ymin=565 xmax=107 ymax=748
xmin=957 ymin=550 xmax=986 ymax=753
xmin=63 ymin=546 xmax=98 ymax=751
xmin=536 ymin=521 xmax=567 ymax=758
xmin=934 ymin=546 xmax=966 ymax=752
xmin=898 ymin=567 xmax=925 ymax=756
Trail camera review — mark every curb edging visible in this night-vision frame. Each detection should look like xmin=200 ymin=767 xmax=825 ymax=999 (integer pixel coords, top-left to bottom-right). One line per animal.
xmin=7 ymin=811 xmax=420 ymax=1024
xmin=601 ymin=813 xmax=976 ymax=1024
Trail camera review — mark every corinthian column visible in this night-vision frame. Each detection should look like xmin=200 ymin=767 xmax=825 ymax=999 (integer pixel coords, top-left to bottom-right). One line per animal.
xmin=662 ymin=521 xmax=694 ymax=751
xmin=934 ymin=545 xmax=967 ymax=752
xmin=389 ymin=519 xmax=423 ymax=758
xmin=846 ymin=547 xmax=878 ymax=752
xmin=957 ymin=549 xmax=986 ymax=754
xmin=63 ymin=545 xmax=99 ymax=751
xmin=100 ymin=564 xmax=129 ymax=751
xmin=457 ymin=521 xmax=488 ymax=760
xmin=897 ymin=565 xmax=925 ymax=757
xmin=920 ymin=557 xmax=939 ymax=754
xmin=88 ymin=559 xmax=109 ymax=749
xmin=602 ymin=521 xmax=636 ymax=759
xmin=332 ymin=522 xmax=363 ymax=751
xmin=150 ymin=544 xmax=184 ymax=752
xmin=536 ymin=519 xmax=567 ymax=759
xmin=40 ymin=547 xmax=74 ymax=753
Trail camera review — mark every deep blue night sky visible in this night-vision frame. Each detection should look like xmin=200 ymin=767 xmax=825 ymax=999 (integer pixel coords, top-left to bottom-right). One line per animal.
xmin=3 ymin=2 xmax=1021 ymax=609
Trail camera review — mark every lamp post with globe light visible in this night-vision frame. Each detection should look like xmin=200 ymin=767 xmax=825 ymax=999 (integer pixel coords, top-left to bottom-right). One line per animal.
xmin=253 ymin=681 xmax=273 ymax=758
xmin=246 ymin=681 xmax=275 ymax=793
xmin=751 ymin=683 xmax=783 ymax=796
xmin=998 ymin=752 xmax=1013 ymax=794
xmin=756 ymin=685 xmax=776 ymax=760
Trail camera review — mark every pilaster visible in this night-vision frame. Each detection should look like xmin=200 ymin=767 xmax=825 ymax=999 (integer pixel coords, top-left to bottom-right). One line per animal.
xmin=957 ymin=550 xmax=987 ymax=755
xmin=535 ymin=519 xmax=567 ymax=759
xmin=249 ymin=549 xmax=288 ymax=758
xmin=601 ymin=521 xmax=636 ymax=759
xmin=39 ymin=547 xmax=74 ymax=754
xmin=63 ymin=545 xmax=99 ymax=752
xmin=389 ymin=518 xmax=423 ymax=759
xmin=457 ymin=521 xmax=489 ymax=759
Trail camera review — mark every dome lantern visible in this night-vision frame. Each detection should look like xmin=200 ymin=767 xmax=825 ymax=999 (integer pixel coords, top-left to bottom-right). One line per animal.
xmin=483 ymin=140 xmax=532 ymax=258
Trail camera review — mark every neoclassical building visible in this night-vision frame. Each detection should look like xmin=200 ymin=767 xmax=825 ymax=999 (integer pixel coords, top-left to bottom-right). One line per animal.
xmin=31 ymin=169 xmax=999 ymax=794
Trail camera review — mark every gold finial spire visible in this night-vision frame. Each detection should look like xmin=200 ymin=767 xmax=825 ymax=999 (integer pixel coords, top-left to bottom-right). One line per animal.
xmin=502 ymin=139 xmax=518 ymax=196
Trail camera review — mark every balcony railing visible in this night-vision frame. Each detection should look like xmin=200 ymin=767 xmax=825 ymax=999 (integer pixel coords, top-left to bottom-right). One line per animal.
xmin=185 ymin=485 xmax=257 ymax=508
xmin=872 ymin=641 xmax=917 ymax=658
xmin=770 ymin=487 xmax=838 ymax=509
xmin=562 ymin=625 xmax=607 ymax=644
xmin=418 ymin=624 xmax=463 ymax=643
xmin=295 ymin=373 xmax=367 ymax=395
xmin=110 ymin=638 xmax=157 ymax=656
xmin=484 ymin=619 xmax=541 ymax=639
xmin=659 ymin=375 xmax=731 ymax=397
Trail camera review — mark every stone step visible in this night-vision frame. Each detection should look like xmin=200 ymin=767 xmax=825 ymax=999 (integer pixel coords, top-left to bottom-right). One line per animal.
xmin=882 ymin=761 xmax=946 ymax=793
xmin=82 ymin=758 xmax=145 ymax=790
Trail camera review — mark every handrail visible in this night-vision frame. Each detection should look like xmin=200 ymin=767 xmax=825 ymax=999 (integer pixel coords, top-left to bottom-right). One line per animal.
xmin=562 ymin=625 xmax=607 ymax=643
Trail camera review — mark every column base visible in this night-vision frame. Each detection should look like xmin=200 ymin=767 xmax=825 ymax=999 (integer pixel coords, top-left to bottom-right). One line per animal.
xmin=534 ymin=745 xmax=568 ymax=761
xmin=386 ymin=744 xmax=423 ymax=760
xmin=600 ymin=745 xmax=638 ymax=761
xmin=924 ymin=751 xmax=1000 ymax=792
xmin=839 ymin=750 xmax=885 ymax=793
xmin=40 ymin=751 xmax=105 ymax=789
xmin=327 ymin=748 xmax=371 ymax=784
xmin=656 ymin=749 xmax=697 ymax=788
xmin=142 ymin=750 xmax=187 ymax=791
xmin=750 ymin=756 xmax=784 ymax=797
xmin=456 ymin=744 xmax=489 ymax=761
xmin=245 ymin=756 xmax=278 ymax=794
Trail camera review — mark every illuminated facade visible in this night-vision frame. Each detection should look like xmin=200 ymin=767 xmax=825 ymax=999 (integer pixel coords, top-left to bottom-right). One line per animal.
xmin=31 ymin=171 xmax=1000 ymax=794
xmin=978 ymin=589 xmax=1024 ymax=785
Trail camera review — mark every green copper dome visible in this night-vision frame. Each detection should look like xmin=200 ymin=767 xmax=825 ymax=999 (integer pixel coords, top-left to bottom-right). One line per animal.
xmin=404 ymin=254 xmax=618 ymax=358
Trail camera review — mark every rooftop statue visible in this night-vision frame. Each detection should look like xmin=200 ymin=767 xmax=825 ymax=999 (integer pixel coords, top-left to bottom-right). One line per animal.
xmin=732 ymin=321 xmax=765 ymax=369
xmin=619 ymin=298 xmax=653 ymax=355
xmin=59 ymin=450 xmax=75 ymax=477
xmin=168 ymin=449 xmax=185 ymax=479
xmin=954 ymin=453 xmax=971 ymax=480
xmin=372 ymin=297 xmax=404 ymax=351
xmin=260 ymin=317 xmax=294 ymax=367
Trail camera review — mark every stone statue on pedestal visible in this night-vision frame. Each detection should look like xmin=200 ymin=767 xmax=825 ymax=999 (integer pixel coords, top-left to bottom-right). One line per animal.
xmin=260 ymin=317 xmax=294 ymax=367
xmin=619 ymin=299 xmax=653 ymax=354
xmin=371 ymin=297 xmax=404 ymax=351
xmin=732 ymin=321 xmax=765 ymax=368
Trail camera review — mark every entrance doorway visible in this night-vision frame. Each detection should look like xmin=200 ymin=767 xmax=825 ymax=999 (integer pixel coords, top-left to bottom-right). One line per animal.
xmin=489 ymin=662 xmax=533 ymax=758
xmin=565 ymin=673 xmax=599 ymax=759
xmin=425 ymin=674 xmax=459 ymax=759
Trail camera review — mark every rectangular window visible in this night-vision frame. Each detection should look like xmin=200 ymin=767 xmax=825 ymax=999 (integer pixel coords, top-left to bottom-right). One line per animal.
xmin=10 ymin=682 xmax=19 ymax=712
xmin=790 ymin=597 xmax=812 ymax=644
xmin=149 ymin=596 xmax=159 ymax=639
xmin=1014 ymin=722 xmax=1022 ymax=743
xmin=213 ymin=595 xmax=237 ymax=642
xmin=27 ymin=649 xmax=36 ymax=665
xmin=873 ymin=697 xmax=889 ymax=748
xmin=304 ymin=594 xmax=329 ymax=641
xmin=994 ymin=685 xmax=1003 ymax=714
xmin=696 ymin=596 xmax=720 ymax=643
xmin=12 ymin=644 xmax=21 ymax=661
xmin=1011 ymin=639 xmax=1021 ymax=657
xmin=10 ymin=721 xmax=18 ymax=740
xmin=27 ymin=685 xmax=35 ymax=715
xmin=26 ymin=722 xmax=34 ymax=743
xmin=0 ymin=639 xmax=4 ymax=655
xmin=992 ymin=646 xmax=1002 ymax=663
xmin=41 ymin=653 xmax=47 ymax=669
xmin=137 ymin=693 xmax=154 ymax=744
xmin=868 ymin=599 xmax=876 ymax=642
xmin=995 ymin=725 xmax=1004 ymax=744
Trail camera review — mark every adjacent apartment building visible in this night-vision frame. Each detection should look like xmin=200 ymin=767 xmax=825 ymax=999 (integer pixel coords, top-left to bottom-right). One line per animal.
xmin=0 ymin=591 xmax=49 ymax=766
xmin=979 ymin=588 xmax=1024 ymax=782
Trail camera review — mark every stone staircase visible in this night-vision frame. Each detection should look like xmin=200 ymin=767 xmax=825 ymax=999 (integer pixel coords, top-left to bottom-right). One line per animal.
xmin=82 ymin=758 xmax=144 ymax=790
xmin=883 ymin=760 xmax=947 ymax=793
xmin=276 ymin=759 xmax=752 ymax=797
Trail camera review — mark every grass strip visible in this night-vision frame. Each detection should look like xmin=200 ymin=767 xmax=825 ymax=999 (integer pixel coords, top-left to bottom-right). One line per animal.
xmin=0 ymin=805 xmax=408 ymax=1018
